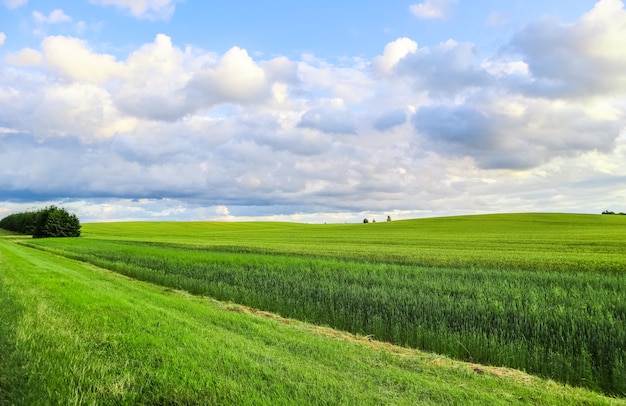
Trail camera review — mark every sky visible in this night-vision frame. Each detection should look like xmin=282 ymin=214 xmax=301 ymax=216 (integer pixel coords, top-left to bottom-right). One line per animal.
xmin=0 ymin=0 xmax=625 ymax=223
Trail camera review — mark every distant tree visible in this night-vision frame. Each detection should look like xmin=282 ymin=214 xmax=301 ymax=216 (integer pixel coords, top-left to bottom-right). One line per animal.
xmin=372 ymin=218 xmax=376 ymax=223
xmin=387 ymin=215 xmax=391 ymax=222
xmin=363 ymin=218 xmax=369 ymax=223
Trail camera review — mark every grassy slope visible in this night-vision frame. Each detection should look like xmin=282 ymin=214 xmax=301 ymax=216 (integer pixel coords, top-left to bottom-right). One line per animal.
xmin=23 ymin=213 xmax=626 ymax=395
xmin=82 ymin=213 xmax=626 ymax=272
xmin=1 ymin=237 xmax=623 ymax=405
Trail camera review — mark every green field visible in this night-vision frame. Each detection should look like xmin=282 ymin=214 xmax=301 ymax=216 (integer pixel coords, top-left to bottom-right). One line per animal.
xmin=79 ymin=212 xmax=626 ymax=272
xmin=2 ymin=213 xmax=626 ymax=403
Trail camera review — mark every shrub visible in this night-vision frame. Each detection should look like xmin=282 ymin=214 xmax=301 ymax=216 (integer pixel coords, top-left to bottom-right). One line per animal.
xmin=33 ymin=206 xmax=81 ymax=238
xmin=0 ymin=206 xmax=81 ymax=238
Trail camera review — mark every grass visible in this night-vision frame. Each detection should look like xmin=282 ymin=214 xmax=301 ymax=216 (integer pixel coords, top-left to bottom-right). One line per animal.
xmin=21 ymin=213 xmax=626 ymax=396
xmin=80 ymin=213 xmax=626 ymax=272
xmin=0 ymin=237 xmax=624 ymax=405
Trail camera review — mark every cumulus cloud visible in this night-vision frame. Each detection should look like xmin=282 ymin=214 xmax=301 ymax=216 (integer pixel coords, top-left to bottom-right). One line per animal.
xmin=188 ymin=47 xmax=270 ymax=107
xmin=113 ymin=34 xmax=192 ymax=121
xmin=115 ymin=38 xmax=274 ymax=121
xmin=260 ymin=56 xmax=300 ymax=85
xmin=253 ymin=128 xmax=333 ymax=156
xmin=2 ymin=1 xmax=626 ymax=222
xmin=395 ymin=39 xmax=492 ymax=98
xmin=413 ymin=100 xmax=623 ymax=169
xmin=298 ymin=107 xmax=356 ymax=135
xmin=32 ymin=82 xmax=134 ymax=140
xmin=89 ymin=0 xmax=181 ymax=20
xmin=5 ymin=48 xmax=42 ymax=66
xmin=410 ymin=0 xmax=457 ymax=19
xmin=298 ymin=57 xmax=375 ymax=104
xmin=42 ymin=36 xmax=122 ymax=83
xmin=372 ymin=37 xmax=492 ymax=99
xmin=373 ymin=109 xmax=407 ymax=132
xmin=372 ymin=37 xmax=418 ymax=76
xmin=508 ymin=0 xmax=626 ymax=98
xmin=0 ymin=32 xmax=5 ymax=45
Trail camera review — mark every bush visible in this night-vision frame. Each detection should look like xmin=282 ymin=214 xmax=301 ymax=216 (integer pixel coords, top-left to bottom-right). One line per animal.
xmin=0 ymin=206 xmax=81 ymax=238
xmin=33 ymin=206 xmax=81 ymax=238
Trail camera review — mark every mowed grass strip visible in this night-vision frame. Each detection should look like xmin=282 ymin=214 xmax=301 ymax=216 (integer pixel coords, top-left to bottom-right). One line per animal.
xmin=24 ymin=213 xmax=626 ymax=395
xmin=3 ymin=241 xmax=623 ymax=405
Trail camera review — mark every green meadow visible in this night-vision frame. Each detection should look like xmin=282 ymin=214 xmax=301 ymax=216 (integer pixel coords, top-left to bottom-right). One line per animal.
xmin=2 ymin=213 xmax=626 ymax=403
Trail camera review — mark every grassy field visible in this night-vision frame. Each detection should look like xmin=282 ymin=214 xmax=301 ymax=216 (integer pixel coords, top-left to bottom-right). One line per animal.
xmin=2 ymin=236 xmax=622 ymax=405
xmin=19 ymin=213 xmax=626 ymax=396
xmin=79 ymin=212 xmax=626 ymax=272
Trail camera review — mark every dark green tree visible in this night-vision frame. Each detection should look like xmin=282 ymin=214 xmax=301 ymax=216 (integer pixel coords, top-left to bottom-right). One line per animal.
xmin=33 ymin=206 xmax=81 ymax=238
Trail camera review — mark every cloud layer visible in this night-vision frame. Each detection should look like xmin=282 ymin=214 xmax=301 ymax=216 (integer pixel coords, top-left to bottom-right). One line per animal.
xmin=1 ymin=0 xmax=625 ymax=222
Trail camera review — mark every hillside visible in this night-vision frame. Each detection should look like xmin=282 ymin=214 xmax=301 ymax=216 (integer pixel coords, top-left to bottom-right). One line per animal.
xmin=0 ymin=235 xmax=623 ymax=405
xmin=81 ymin=212 xmax=626 ymax=272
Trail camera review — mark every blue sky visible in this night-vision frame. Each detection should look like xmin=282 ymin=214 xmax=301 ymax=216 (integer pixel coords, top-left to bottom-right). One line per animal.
xmin=1 ymin=0 xmax=625 ymax=222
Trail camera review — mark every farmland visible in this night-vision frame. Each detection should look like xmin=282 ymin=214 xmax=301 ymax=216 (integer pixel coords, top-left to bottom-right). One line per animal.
xmin=2 ymin=232 xmax=624 ymax=405
xmin=19 ymin=213 xmax=626 ymax=397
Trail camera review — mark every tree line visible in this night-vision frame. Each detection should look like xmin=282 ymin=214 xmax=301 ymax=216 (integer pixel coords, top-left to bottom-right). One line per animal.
xmin=0 ymin=206 xmax=81 ymax=238
xmin=601 ymin=210 xmax=626 ymax=215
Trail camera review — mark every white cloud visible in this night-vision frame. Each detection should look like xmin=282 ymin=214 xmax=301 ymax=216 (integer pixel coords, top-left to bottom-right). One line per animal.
xmin=41 ymin=36 xmax=122 ymax=83
xmin=2 ymin=1 xmax=626 ymax=221
xmin=297 ymin=60 xmax=375 ymax=104
xmin=33 ymin=82 xmax=134 ymax=140
xmin=113 ymin=34 xmax=193 ymax=121
xmin=33 ymin=9 xmax=72 ymax=24
xmin=188 ymin=47 xmax=269 ymax=107
xmin=509 ymin=0 xmax=626 ymax=98
xmin=410 ymin=0 xmax=457 ymax=19
xmin=0 ymin=32 xmax=5 ymax=45
xmin=5 ymin=48 xmax=42 ymax=66
xmin=0 ymin=127 xmax=22 ymax=134
xmin=1 ymin=0 xmax=26 ymax=9
xmin=372 ymin=37 xmax=418 ymax=76
xmin=89 ymin=0 xmax=180 ymax=20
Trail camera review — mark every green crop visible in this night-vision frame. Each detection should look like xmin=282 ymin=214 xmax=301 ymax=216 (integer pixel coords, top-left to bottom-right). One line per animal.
xmin=23 ymin=213 xmax=626 ymax=396
xmin=3 ymin=237 xmax=621 ymax=405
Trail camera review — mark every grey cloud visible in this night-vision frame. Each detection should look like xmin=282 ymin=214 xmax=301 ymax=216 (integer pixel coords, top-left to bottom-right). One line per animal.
xmin=412 ymin=103 xmax=623 ymax=170
xmin=253 ymin=130 xmax=333 ymax=156
xmin=298 ymin=107 xmax=356 ymax=134
xmin=260 ymin=57 xmax=300 ymax=84
xmin=373 ymin=109 xmax=407 ymax=131
xmin=396 ymin=41 xmax=492 ymax=98
xmin=114 ymin=91 xmax=190 ymax=122
xmin=413 ymin=105 xmax=494 ymax=149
